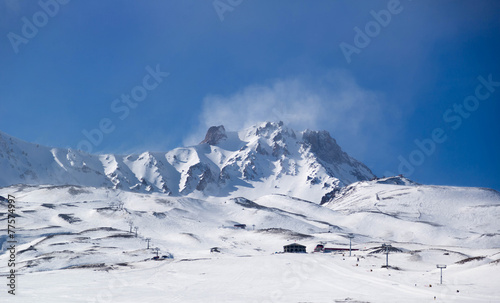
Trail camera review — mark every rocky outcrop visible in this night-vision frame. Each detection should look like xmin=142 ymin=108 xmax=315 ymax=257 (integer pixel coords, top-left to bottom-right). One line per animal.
xmin=302 ymin=130 xmax=349 ymax=164
xmin=200 ymin=125 xmax=227 ymax=145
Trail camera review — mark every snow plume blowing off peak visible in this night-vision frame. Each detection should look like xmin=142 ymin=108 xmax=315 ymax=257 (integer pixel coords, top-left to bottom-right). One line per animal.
xmin=183 ymin=72 xmax=389 ymax=156
xmin=0 ymin=122 xmax=375 ymax=203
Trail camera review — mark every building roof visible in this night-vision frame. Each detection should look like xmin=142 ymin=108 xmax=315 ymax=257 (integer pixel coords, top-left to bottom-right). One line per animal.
xmin=284 ymin=243 xmax=306 ymax=248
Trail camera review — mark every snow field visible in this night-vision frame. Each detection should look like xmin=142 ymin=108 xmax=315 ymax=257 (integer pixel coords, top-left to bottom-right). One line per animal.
xmin=1 ymin=182 xmax=499 ymax=302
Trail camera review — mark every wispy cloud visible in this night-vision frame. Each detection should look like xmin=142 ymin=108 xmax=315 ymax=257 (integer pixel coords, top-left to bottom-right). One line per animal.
xmin=185 ymin=70 xmax=392 ymax=155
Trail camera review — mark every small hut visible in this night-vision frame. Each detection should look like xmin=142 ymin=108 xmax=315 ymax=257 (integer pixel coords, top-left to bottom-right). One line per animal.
xmin=283 ymin=243 xmax=306 ymax=253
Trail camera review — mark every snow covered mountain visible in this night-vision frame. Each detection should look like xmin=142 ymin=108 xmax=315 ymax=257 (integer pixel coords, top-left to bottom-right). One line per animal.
xmin=1 ymin=122 xmax=500 ymax=302
xmin=0 ymin=122 xmax=375 ymax=203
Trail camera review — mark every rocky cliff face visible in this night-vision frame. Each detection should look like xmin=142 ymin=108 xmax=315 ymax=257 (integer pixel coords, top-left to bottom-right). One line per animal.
xmin=200 ymin=125 xmax=227 ymax=145
xmin=0 ymin=122 xmax=375 ymax=203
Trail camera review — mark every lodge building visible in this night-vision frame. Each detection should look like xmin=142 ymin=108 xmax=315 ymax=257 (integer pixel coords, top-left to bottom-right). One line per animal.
xmin=283 ymin=243 xmax=306 ymax=253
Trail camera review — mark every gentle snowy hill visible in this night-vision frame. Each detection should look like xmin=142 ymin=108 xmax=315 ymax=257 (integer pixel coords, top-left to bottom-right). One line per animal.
xmin=2 ymin=183 xmax=500 ymax=269
xmin=0 ymin=122 xmax=375 ymax=202
xmin=324 ymin=176 xmax=500 ymax=248
xmin=1 ymin=184 xmax=499 ymax=302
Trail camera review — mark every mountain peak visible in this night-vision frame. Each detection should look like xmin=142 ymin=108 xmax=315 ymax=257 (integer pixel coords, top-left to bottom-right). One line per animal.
xmin=200 ymin=125 xmax=227 ymax=145
xmin=0 ymin=121 xmax=376 ymax=202
xmin=302 ymin=129 xmax=349 ymax=164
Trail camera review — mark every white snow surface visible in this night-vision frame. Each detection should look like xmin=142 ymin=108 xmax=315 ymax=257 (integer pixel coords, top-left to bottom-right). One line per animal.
xmin=1 ymin=122 xmax=499 ymax=302
xmin=0 ymin=181 xmax=499 ymax=302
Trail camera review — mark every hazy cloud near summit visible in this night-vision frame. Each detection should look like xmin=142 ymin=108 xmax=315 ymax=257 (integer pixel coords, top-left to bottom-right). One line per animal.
xmin=185 ymin=70 xmax=391 ymax=154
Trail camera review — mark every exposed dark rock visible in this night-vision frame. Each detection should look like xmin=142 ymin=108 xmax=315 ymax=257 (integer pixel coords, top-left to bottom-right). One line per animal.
xmin=232 ymin=197 xmax=266 ymax=209
xmin=58 ymin=213 xmax=82 ymax=224
xmin=68 ymin=186 xmax=90 ymax=196
xmin=302 ymin=130 xmax=350 ymax=164
xmin=196 ymin=169 xmax=215 ymax=191
xmin=181 ymin=163 xmax=215 ymax=194
xmin=153 ymin=211 xmax=167 ymax=219
xmin=257 ymin=228 xmax=313 ymax=239
xmin=302 ymin=129 xmax=375 ymax=182
xmin=321 ymin=188 xmax=341 ymax=204
xmin=456 ymin=256 xmax=486 ymax=264
xmin=200 ymin=125 xmax=227 ymax=145
xmin=255 ymin=142 xmax=269 ymax=155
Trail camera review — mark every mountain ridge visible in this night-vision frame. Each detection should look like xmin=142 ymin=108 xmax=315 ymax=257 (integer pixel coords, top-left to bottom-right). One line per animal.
xmin=0 ymin=121 xmax=375 ymax=203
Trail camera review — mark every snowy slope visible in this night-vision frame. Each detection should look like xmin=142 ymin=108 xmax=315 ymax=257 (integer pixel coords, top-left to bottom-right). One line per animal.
xmin=2 ymin=122 xmax=500 ymax=302
xmin=2 ymin=182 xmax=499 ymax=270
xmin=324 ymin=177 xmax=500 ymax=248
xmin=0 ymin=122 xmax=375 ymax=202
xmin=1 ymin=183 xmax=499 ymax=302
xmin=10 ymin=252 xmax=500 ymax=303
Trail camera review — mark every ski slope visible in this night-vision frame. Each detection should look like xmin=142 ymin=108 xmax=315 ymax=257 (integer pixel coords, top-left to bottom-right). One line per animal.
xmin=13 ymin=252 xmax=500 ymax=303
xmin=1 ymin=182 xmax=499 ymax=302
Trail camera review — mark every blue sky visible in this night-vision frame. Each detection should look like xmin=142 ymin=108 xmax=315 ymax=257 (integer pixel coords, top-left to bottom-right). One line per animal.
xmin=1 ymin=0 xmax=499 ymax=190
